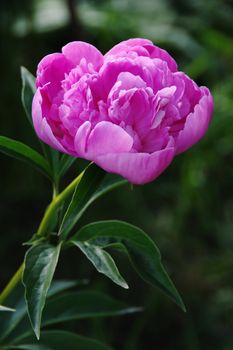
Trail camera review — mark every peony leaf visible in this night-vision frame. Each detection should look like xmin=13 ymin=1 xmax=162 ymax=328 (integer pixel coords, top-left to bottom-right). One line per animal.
xmin=22 ymin=244 xmax=61 ymax=339
xmin=0 ymin=305 xmax=15 ymax=312
xmin=58 ymin=154 xmax=77 ymax=178
xmin=20 ymin=66 xmax=36 ymax=125
xmin=0 ymin=136 xmax=52 ymax=180
xmin=47 ymin=279 xmax=88 ymax=298
xmin=71 ymin=220 xmax=186 ymax=311
xmin=59 ymin=163 xmax=106 ymax=239
xmin=89 ymin=173 xmax=127 ymax=204
xmin=72 ymin=242 xmax=128 ymax=289
xmin=20 ymin=66 xmax=61 ymax=184
xmin=11 ymin=331 xmax=113 ymax=350
xmin=42 ymin=290 xmax=140 ymax=326
xmin=0 ymin=288 xmax=28 ymax=343
xmin=59 ymin=166 xmax=127 ymax=240
xmin=0 ymin=291 xmax=139 ymax=344
xmin=0 ymin=280 xmax=88 ymax=343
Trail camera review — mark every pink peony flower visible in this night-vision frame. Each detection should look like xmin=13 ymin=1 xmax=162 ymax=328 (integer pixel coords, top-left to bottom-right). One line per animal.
xmin=32 ymin=38 xmax=213 ymax=184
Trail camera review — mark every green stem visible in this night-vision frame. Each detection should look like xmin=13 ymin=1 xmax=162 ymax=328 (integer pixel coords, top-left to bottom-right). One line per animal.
xmin=0 ymin=169 xmax=84 ymax=304
xmin=36 ymin=169 xmax=84 ymax=237
xmin=0 ymin=263 xmax=25 ymax=305
xmin=52 ymin=182 xmax=59 ymax=199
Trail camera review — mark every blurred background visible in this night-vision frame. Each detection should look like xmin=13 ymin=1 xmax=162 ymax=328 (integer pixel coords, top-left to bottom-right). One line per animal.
xmin=1 ymin=0 xmax=233 ymax=349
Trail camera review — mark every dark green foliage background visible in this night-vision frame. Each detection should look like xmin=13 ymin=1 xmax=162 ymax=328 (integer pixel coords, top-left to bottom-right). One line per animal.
xmin=1 ymin=0 xmax=233 ymax=349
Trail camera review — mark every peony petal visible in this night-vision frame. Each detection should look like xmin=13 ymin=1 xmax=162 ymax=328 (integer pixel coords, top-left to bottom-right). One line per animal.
xmin=86 ymin=121 xmax=133 ymax=158
xmin=176 ymin=72 xmax=202 ymax=114
xmin=148 ymin=45 xmax=177 ymax=72
xmin=175 ymin=87 xmax=213 ymax=155
xmin=32 ymin=88 xmax=66 ymax=153
xmin=94 ymin=143 xmax=175 ymax=184
xmin=62 ymin=41 xmax=104 ymax=70
xmin=141 ymin=127 xmax=170 ymax=153
xmin=116 ymin=72 xmax=147 ymax=90
xmin=100 ymin=57 xmax=154 ymax=96
xmin=74 ymin=121 xmax=133 ymax=159
xmin=105 ymin=38 xmax=177 ymax=72
xmin=105 ymin=38 xmax=152 ymax=56
xmin=74 ymin=121 xmax=92 ymax=157
xmin=37 ymin=53 xmax=73 ymax=100
xmin=123 ymin=38 xmax=178 ymax=72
